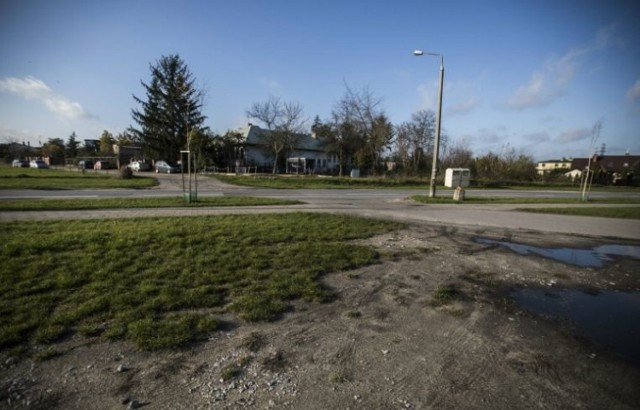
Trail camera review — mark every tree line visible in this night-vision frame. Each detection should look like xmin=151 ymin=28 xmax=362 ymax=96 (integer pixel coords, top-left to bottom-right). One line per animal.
xmin=4 ymin=54 xmax=540 ymax=182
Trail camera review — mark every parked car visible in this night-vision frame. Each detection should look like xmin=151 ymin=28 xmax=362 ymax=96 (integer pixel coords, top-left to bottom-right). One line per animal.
xmin=93 ymin=160 xmax=113 ymax=170
xmin=29 ymin=159 xmax=49 ymax=169
xmin=12 ymin=159 xmax=29 ymax=168
xmin=128 ymin=160 xmax=151 ymax=171
xmin=78 ymin=160 xmax=94 ymax=170
xmin=155 ymin=160 xmax=181 ymax=174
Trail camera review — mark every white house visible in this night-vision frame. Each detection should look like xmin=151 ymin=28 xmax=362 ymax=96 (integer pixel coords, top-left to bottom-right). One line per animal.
xmin=536 ymin=158 xmax=572 ymax=175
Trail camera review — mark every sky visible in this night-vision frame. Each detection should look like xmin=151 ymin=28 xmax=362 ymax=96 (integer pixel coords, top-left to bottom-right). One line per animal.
xmin=1 ymin=0 xmax=639 ymax=161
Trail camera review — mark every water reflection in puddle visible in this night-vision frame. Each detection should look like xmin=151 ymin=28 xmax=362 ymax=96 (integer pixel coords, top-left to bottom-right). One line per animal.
xmin=475 ymin=238 xmax=640 ymax=268
xmin=512 ymin=288 xmax=640 ymax=365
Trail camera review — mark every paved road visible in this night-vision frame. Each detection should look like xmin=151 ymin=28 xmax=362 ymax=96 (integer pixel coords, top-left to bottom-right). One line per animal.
xmin=2 ymin=173 xmax=639 ymax=240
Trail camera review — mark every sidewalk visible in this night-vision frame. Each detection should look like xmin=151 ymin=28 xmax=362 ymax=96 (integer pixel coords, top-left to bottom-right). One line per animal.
xmin=2 ymin=201 xmax=639 ymax=240
xmin=2 ymin=173 xmax=639 ymax=240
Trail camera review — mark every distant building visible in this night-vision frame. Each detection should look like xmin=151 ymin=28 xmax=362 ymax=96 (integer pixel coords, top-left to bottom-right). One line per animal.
xmin=113 ymin=144 xmax=144 ymax=168
xmin=4 ymin=141 xmax=39 ymax=158
xmin=568 ymin=153 xmax=640 ymax=184
xmin=536 ymin=158 xmax=572 ymax=175
xmin=233 ymin=124 xmax=342 ymax=174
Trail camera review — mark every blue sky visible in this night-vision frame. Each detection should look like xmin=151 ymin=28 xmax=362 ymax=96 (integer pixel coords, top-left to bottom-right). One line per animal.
xmin=1 ymin=0 xmax=639 ymax=160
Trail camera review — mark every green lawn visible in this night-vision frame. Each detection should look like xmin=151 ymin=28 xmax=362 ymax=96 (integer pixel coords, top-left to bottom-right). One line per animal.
xmin=212 ymin=174 xmax=640 ymax=192
xmin=0 ymin=166 xmax=157 ymax=189
xmin=0 ymin=196 xmax=303 ymax=211
xmin=0 ymin=213 xmax=401 ymax=354
xmin=516 ymin=206 xmax=640 ymax=220
xmin=213 ymin=174 xmax=429 ymax=189
xmin=411 ymin=195 xmax=640 ymax=219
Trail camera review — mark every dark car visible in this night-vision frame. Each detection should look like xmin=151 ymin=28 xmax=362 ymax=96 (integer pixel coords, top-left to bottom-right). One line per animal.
xmin=78 ymin=160 xmax=94 ymax=170
xmin=155 ymin=160 xmax=181 ymax=174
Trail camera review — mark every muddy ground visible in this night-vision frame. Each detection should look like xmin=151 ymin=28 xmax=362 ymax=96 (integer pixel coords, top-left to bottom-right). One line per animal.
xmin=2 ymin=222 xmax=640 ymax=409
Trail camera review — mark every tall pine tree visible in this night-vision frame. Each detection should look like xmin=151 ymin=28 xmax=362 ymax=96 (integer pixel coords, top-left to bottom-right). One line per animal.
xmin=130 ymin=54 xmax=207 ymax=160
xmin=66 ymin=131 xmax=79 ymax=159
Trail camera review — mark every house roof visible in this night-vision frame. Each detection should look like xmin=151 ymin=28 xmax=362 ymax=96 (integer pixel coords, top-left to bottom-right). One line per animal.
xmin=237 ymin=125 xmax=325 ymax=153
xmin=3 ymin=142 xmax=40 ymax=156
xmin=538 ymin=159 xmax=571 ymax=163
xmin=571 ymin=155 xmax=640 ymax=172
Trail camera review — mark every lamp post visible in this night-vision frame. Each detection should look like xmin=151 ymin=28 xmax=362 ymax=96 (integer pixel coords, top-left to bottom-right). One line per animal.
xmin=413 ymin=50 xmax=444 ymax=198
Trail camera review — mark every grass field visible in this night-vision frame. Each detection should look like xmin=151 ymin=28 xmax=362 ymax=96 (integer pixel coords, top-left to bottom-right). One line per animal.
xmin=212 ymin=174 xmax=640 ymax=192
xmin=0 ymin=166 xmax=157 ymax=189
xmin=213 ymin=174 xmax=429 ymax=189
xmin=0 ymin=213 xmax=401 ymax=353
xmin=0 ymin=196 xmax=303 ymax=211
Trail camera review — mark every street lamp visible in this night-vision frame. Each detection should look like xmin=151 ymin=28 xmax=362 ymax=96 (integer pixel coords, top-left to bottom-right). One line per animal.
xmin=413 ymin=49 xmax=444 ymax=198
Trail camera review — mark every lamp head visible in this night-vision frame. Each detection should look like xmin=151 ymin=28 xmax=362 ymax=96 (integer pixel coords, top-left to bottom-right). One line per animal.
xmin=413 ymin=50 xmax=424 ymax=56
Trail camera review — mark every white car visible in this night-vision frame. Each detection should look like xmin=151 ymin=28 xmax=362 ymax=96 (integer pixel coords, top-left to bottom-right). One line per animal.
xmin=29 ymin=159 xmax=49 ymax=169
xmin=128 ymin=160 xmax=151 ymax=171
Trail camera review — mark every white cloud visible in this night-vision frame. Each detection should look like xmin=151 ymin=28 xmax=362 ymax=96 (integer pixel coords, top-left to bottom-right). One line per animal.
xmin=505 ymin=25 xmax=616 ymax=110
xmin=506 ymin=47 xmax=587 ymax=110
xmin=506 ymin=72 xmax=553 ymax=110
xmin=0 ymin=76 xmax=93 ymax=120
xmin=626 ymin=79 xmax=640 ymax=103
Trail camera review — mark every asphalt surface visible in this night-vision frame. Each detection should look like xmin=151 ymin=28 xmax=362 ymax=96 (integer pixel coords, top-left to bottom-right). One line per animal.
xmin=2 ymin=173 xmax=640 ymax=240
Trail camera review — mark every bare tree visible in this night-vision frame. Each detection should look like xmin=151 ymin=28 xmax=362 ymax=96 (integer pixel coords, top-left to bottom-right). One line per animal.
xmin=393 ymin=122 xmax=412 ymax=172
xmin=246 ymin=96 xmax=306 ymax=173
xmin=313 ymin=113 xmax=358 ymax=177
xmin=392 ymin=110 xmax=447 ymax=176
xmin=440 ymin=138 xmax=474 ymax=170
xmin=408 ymin=110 xmax=434 ymax=174
xmin=331 ymin=85 xmax=392 ymax=175
xmin=246 ymin=96 xmax=281 ymax=131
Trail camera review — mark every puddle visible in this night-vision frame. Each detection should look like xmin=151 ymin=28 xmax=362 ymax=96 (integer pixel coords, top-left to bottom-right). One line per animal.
xmin=475 ymin=237 xmax=640 ymax=268
xmin=512 ymin=288 xmax=640 ymax=366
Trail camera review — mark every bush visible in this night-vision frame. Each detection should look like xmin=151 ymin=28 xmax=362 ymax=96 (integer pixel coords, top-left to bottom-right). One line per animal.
xmin=119 ymin=166 xmax=133 ymax=179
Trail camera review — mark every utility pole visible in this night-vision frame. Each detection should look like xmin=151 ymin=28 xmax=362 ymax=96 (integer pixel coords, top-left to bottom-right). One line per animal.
xmin=580 ymin=121 xmax=602 ymax=202
xmin=414 ymin=50 xmax=444 ymax=197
